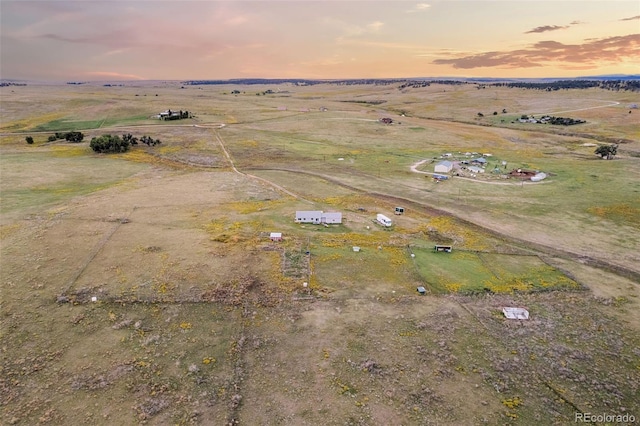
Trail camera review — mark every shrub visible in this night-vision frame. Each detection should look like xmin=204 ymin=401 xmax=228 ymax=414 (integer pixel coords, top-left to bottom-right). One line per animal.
xmin=25 ymin=136 xmax=34 ymax=144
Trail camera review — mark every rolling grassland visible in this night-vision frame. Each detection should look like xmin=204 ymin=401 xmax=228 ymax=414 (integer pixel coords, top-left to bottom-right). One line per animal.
xmin=1 ymin=81 xmax=638 ymax=425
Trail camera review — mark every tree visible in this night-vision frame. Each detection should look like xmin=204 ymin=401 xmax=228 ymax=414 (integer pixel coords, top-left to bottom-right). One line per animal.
xmin=25 ymin=136 xmax=34 ymax=144
xmin=594 ymin=144 xmax=618 ymax=160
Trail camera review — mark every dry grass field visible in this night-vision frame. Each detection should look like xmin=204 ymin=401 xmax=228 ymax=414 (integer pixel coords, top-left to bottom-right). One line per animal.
xmin=1 ymin=81 xmax=639 ymax=425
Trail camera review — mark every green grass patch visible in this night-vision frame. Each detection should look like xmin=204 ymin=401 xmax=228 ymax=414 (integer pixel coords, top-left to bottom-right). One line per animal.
xmin=412 ymin=248 xmax=579 ymax=294
xmin=310 ymin=242 xmax=412 ymax=296
xmin=32 ymin=115 xmax=154 ymax=132
xmin=412 ymin=248 xmax=495 ymax=294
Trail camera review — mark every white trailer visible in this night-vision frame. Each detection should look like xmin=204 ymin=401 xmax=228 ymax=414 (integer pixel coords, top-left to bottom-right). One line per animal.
xmin=376 ymin=214 xmax=392 ymax=227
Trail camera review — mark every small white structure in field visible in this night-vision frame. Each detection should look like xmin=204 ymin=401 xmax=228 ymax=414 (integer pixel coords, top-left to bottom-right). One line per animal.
xmin=353 ymin=246 xmax=360 ymax=252
xmin=270 ymin=232 xmax=282 ymax=242
xmin=531 ymin=172 xmax=547 ymax=182
xmin=503 ymin=307 xmax=529 ymax=320
xmin=376 ymin=214 xmax=392 ymax=227
xmin=434 ymin=160 xmax=453 ymax=174
xmin=295 ymin=211 xmax=342 ymax=224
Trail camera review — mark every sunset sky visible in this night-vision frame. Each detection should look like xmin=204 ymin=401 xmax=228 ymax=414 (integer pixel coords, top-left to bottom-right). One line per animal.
xmin=1 ymin=1 xmax=638 ymax=81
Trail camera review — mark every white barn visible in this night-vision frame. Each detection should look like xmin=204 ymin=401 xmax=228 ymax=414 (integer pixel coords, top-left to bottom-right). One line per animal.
xmin=295 ymin=211 xmax=342 ymax=224
xmin=434 ymin=160 xmax=453 ymax=174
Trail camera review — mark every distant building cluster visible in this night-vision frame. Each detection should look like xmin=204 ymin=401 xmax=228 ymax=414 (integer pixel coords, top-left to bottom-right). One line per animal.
xmin=157 ymin=109 xmax=190 ymax=120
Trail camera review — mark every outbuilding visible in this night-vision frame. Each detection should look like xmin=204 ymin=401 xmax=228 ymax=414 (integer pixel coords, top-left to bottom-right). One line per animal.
xmin=270 ymin=232 xmax=282 ymax=242
xmin=434 ymin=160 xmax=453 ymax=174
xmin=503 ymin=307 xmax=529 ymax=320
xmin=472 ymin=157 xmax=487 ymax=166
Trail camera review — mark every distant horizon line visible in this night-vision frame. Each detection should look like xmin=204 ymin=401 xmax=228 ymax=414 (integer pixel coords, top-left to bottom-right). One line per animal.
xmin=2 ymin=74 xmax=640 ymax=84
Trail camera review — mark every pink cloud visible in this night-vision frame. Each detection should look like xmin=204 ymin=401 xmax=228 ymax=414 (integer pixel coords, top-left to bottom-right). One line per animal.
xmin=432 ymin=34 xmax=640 ymax=69
xmin=525 ymin=25 xmax=569 ymax=34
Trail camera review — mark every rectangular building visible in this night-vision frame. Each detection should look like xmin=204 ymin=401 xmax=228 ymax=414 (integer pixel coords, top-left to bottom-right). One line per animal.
xmin=295 ymin=211 xmax=342 ymax=224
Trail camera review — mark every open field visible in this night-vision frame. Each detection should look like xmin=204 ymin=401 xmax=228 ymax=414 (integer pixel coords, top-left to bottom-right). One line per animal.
xmin=1 ymin=81 xmax=639 ymax=425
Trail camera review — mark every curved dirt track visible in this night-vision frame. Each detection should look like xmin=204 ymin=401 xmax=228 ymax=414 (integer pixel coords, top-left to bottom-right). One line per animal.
xmin=409 ymin=159 xmax=549 ymax=186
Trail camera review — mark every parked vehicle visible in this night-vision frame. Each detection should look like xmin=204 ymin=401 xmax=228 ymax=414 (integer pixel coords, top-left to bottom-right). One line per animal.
xmin=376 ymin=213 xmax=392 ymax=227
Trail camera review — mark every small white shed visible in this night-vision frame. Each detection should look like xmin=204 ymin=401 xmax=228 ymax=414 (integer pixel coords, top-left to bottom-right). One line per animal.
xmin=503 ymin=307 xmax=529 ymax=320
xmin=270 ymin=232 xmax=282 ymax=242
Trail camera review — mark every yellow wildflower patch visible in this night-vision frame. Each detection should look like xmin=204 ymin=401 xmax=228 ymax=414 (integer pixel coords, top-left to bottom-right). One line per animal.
xmin=587 ymin=203 xmax=640 ymax=226
xmin=502 ymin=396 xmax=523 ymax=409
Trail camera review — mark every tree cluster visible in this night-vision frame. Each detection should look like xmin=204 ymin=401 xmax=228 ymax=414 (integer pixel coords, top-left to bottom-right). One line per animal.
xmin=489 ymin=80 xmax=639 ymax=92
xmin=139 ymin=135 xmax=162 ymax=146
xmin=47 ymin=131 xmax=84 ymax=143
xmin=91 ymin=133 xmax=162 ymax=153
xmin=594 ymin=144 xmax=618 ymax=160
xmin=544 ymin=116 xmax=586 ymax=126
xmin=90 ymin=134 xmax=130 ymax=153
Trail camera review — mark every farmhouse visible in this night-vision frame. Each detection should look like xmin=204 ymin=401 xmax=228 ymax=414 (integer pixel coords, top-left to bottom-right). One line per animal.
xmin=434 ymin=160 xmax=453 ymax=174
xmin=295 ymin=211 xmax=342 ymax=224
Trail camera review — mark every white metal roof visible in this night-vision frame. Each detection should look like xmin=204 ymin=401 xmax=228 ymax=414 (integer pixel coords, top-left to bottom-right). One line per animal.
xmin=503 ymin=307 xmax=529 ymax=320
